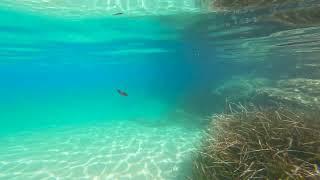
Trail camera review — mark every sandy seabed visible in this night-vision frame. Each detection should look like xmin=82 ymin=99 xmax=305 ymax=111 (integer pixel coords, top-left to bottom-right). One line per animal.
xmin=0 ymin=119 xmax=202 ymax=180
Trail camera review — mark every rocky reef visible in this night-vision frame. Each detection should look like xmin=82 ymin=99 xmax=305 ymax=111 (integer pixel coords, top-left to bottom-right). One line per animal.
xmin=255 ymin=78 xmax=320 ymax=110
xmin=210 ymin=76 xmax=320 ymax=111
xmin=211 ymin=76 xmax=272 ymax=102
xmin=178 ymin=74 xmax=320 ymax=117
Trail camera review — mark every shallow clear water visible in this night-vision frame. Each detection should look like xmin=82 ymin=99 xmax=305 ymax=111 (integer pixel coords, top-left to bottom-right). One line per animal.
xmin=0 ymin=120 xmax=202 ymax=179
xmin=0 ymin=1 xmax=320 ymax=179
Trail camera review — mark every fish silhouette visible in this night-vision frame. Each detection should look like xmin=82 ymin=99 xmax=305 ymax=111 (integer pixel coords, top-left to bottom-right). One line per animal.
xmin=113 ymin=12 xmax=124 ymax=16
xmin=117 ymin=89 xmax=128 ymax=96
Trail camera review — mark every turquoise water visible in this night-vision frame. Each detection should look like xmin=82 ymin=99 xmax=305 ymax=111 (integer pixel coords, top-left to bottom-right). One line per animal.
xmin=1 ymin=1 xmax=320 ymax=179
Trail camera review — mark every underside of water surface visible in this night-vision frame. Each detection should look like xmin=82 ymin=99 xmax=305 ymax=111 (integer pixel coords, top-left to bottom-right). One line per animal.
xmin=0 ymin=0 xmax=320 ymax=179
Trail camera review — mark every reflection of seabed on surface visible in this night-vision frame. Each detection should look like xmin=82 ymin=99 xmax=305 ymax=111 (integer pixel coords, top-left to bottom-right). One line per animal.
xmin=0 ymin=116 xmax=203 ymax=179
xmin=0 ymin=0 xmax=200 ymax=16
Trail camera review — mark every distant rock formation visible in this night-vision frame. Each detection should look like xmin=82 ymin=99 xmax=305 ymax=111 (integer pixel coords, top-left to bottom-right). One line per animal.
xmin=254 ymin=78 xmax=320 ymax=111
xmin=211 ymin=76 xmax=320 ymax=111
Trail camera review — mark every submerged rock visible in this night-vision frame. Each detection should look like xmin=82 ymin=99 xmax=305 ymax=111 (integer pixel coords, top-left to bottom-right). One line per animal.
xmin=211 ymin=76 xmax=272 ymax=102
xmin=294 ymin=63 xmax=320 ymax=79
xmin=212 ymin=76 xmax=320 ymax=110
xmin=255 ymin=78 xmax=320 ymax=110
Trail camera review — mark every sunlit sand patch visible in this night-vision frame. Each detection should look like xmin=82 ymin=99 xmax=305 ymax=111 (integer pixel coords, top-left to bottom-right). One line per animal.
xmin=0 ymin=120 xmax=202 ymax=179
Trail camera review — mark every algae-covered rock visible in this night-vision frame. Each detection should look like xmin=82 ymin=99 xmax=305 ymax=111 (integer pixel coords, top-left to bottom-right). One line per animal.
xmin=211 ymin=76 xmax=272 ymax=102
xmin=254 ymin=78 xmax=320 ymax=110
xmin=294 ymin=63 xmax=320 ymax=79
xmin=278 ymin=78 xmax=320 ymax=96
xmin=211 ymin=76 xmax=320 ymax=110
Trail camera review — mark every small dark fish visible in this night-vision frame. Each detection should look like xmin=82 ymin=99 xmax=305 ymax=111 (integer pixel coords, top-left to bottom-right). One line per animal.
xmin=117 ymin=89 xmax=128 ymax=96
xmin=113 ymin=12 xmax=123 ymax=16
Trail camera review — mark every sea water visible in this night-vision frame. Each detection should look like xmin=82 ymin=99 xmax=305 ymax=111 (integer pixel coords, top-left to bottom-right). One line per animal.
xmin=0 ymin=0 xmax=320 ymax=179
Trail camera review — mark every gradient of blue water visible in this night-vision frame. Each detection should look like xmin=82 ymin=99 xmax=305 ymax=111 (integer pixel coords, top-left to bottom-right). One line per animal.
xmin=0 ymin=7 xmax=241 ymax=134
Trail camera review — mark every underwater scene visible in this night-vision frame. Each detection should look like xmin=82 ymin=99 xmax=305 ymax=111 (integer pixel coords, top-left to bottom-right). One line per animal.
xmin=0 ymin=0 xmax=320 ymax=179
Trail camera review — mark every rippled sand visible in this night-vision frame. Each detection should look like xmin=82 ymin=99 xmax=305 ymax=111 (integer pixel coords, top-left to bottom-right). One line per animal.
xmin=0 ymin=120 xmax=202 ymax=179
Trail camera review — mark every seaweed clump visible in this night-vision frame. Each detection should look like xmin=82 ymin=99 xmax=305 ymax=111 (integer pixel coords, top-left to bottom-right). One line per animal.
xmin=193 ymin=105 xmax=320 ymax=179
